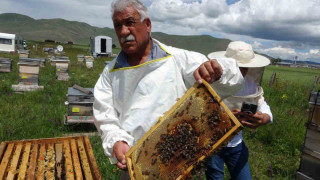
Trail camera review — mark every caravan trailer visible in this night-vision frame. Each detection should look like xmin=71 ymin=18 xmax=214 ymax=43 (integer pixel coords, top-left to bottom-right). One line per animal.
xmin=90 ymin=36 xmax=112 ymax=57
xmin=0 ymin=32 xmax=24 ymax=53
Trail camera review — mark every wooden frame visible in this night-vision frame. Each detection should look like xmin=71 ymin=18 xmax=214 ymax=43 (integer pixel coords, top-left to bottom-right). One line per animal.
xmin=0 ymin=136 xmax=101 ymax=180
xmin=125 ymin=81 xmax=242 ymax=180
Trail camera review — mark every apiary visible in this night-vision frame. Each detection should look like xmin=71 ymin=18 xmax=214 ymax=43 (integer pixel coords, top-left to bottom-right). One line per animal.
xmin=125 ymin=81 xmax=242 ymax=180
xmin=0 ymin=57 xmax=12 ymax=73
xmin=85 ymin=56 xmax=94 ymax=68
xmin=0 ymin=136 xmax=102 ymax=180
xmin=77 ymin=54 xmax=85 ymax=63
xmin=65 ymin=86 xmax=94 ymax=124
xmin=18 ymin=50 xmax=30 ymax=58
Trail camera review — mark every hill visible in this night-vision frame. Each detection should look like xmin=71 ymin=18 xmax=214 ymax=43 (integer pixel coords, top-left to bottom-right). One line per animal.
xmin=0 ymin=13 xmax=230 ymax=56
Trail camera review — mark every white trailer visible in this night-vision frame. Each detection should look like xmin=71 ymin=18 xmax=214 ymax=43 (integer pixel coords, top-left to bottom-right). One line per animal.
xmin=0 ymin=32 xmax=24 ymax=53
xmin=90 ymin=35 xmax=112 ymax=57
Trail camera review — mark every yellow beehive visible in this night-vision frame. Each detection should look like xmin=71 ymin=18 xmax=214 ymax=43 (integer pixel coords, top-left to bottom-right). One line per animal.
xmin=126 ymin=80 xmax=243 ymax=180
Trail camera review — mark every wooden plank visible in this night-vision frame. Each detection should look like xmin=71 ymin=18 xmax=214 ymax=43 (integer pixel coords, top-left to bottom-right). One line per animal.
xmin=0 ymin=142 xmax=7 ymax=161
xmin=17 ymin=142 xmax=31 ymax=180
xmin=36 ymin=144 xmax=46 ymax=180
xmin=83 ymin=136 xmax=102 ymax=180
xmin=45 ymin=144 xmax=55 ymax=180
xmin=70 ymin=139 xmax=83 ymax=180
xmin=6 ymin=143 xmax=23 ymax=180
xmin=55 ymin=143 xmax=63 ymax=180
xmin=77 ymin=138 xmax=93 ymax=180
xmin=64 ymin=140 xmax=75 ymax=180
xmin=27 ymin=144 xmax=39 ymax=180
xmin=296 ymin=171 xmax=314 ymax=180
xmin=269 ymin=72 xmax=277 ymax=87
xmin=0 ymin=143 xmax=14 ymax=179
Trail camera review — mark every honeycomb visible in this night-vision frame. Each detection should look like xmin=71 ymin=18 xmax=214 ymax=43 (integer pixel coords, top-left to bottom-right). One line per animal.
xmin=125 ymin=80 xmax=242 ymax=180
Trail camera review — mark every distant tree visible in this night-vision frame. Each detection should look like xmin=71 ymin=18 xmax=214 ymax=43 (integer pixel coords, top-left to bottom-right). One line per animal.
xmin=271 ymin=57 xmax=282 ymax=64
xmin=112 ymin=44 xmax=116 ymax=48
xmin=44 ymin=39 xmax=55 ymax=43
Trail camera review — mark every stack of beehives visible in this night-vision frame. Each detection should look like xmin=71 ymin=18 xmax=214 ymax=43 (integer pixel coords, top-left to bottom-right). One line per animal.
xmin=64 ymin=86 xmax=94 ymax=125
xmin=0 ymin=57 xmax=12 ymax=73
xmin=77 ymin=54 xmax=85 ymax=63
xmin=11 ymin=58 xmax=44 ymax=92
xmin=0 ymin=136 xmax=102 ymax=180
xmin=296 ymin=91 xmax=320 ymax=180
xmin=84 ymin=56 xmax=94 ymax=68
xmin=50 ymin=56 xmax=70 ymax=81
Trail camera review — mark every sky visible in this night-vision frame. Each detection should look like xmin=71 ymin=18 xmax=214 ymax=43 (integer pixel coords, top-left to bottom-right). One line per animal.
xmin=1 ymin=0 xmax=320 ymax=63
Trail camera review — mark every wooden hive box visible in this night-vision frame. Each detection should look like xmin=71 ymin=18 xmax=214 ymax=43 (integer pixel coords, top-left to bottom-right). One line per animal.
xmin=0 ymin=136 xmax=102 ymax=180
xmin=65 ymin=87 xmax=95 ymax=124
xmin=0 ymin=58 xmax=12 ymax=73
xmin=18 ymin=61 xmax=40 ymax=86
xmin=125 ymin=81 xmax=242 ymax=180
xmin=308 ymin=91 xmax=320 ymax=127
xmin=19 ymin=58 xmax=46 ymax=68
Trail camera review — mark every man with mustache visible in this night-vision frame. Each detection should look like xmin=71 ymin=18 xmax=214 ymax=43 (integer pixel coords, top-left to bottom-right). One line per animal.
xmin=93 ymin=0 xmax=244 ymax=178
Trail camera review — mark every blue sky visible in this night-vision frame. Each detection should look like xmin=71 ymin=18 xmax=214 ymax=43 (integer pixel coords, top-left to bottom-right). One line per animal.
xmin=0 ymin=0 xmax=319 ymax=63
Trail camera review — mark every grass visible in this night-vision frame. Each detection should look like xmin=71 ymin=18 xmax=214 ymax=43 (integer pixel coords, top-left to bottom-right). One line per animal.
xmin=1 ymin=41 xmax=320 ymax=179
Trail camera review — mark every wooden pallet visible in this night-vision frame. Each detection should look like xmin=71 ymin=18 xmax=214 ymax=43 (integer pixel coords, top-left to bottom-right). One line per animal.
xmin=126 ymin=80 xmax=242 ymax=180
xmin=0 ymin=136 xmax=101 ymax=180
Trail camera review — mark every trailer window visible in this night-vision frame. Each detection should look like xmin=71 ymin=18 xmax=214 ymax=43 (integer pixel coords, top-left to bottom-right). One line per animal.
xmin=0 ymin=38 xmax=12 ymax=45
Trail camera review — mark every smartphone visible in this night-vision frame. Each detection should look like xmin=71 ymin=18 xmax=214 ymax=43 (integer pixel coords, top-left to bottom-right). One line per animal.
xmin=241 ymin=101 xmax=257 ymax=114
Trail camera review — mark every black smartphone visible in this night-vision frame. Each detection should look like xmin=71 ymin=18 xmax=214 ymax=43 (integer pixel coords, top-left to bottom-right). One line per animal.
xmin=241 ymin=101 xmax=257 ymax=114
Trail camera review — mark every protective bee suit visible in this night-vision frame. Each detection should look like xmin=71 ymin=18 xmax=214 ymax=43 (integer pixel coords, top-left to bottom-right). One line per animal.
xmin=223 ymin=68 xmax=273 ymax=147
xmin=93 ymin=39 xmax=244 ymax=163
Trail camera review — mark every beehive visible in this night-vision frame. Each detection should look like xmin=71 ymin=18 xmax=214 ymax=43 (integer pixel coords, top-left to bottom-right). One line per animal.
xmin=126 ymin=81 xmax=242 ymax=180
xmin=0 ymin=58 xmax=12 ymax=73
xmin=0 ymin=136 xmax=101 ymax=180
xmin=65 ymin=87 xmax=94 ymax=124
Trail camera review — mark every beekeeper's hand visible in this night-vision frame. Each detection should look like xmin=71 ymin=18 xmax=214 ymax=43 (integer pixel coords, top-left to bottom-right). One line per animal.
xmin=194 ymin=59 xmax=223 ymax=84
xmin=232 ymin=109 xmax=271 ymax=129
xmin=113 ymin=141 xmax=130 ymax=170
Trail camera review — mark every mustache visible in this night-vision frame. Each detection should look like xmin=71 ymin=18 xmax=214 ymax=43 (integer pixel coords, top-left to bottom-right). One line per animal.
xmin=121 ymin=34 xmax=135 ymax=43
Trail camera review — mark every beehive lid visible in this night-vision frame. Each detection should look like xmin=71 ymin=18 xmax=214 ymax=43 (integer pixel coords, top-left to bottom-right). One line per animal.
xmin=67 ymin=87 xmax=94 ymax=96
xmin=0 ymin=136 xmax=101 ymax=180
xmin=0 ymin=58 xmax=12 ymax=64
xmin=125 ymin=80 xmax=242 ymax=180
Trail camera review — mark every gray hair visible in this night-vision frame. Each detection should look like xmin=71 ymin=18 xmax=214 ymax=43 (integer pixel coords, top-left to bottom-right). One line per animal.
xmin=111 ymin=0 xmax=149 ymax=22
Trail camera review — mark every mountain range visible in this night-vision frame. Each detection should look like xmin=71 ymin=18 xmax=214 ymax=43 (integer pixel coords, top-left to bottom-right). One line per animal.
xmin=1 ymin=13 xmax=319 ymax=65
xmin=0 ymin=13 xmax=230 ymax=56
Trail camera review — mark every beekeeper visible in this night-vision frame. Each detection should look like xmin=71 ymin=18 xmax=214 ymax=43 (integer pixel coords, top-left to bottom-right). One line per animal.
xmin=93 ymin=0 xmax=244 ymax=176
xmin=206 ymin=41 xmax=273 ymax=180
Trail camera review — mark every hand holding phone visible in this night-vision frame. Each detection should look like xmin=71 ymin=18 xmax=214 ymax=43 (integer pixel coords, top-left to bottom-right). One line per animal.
xmin=241 ymin=101 xmax=257 ymax=114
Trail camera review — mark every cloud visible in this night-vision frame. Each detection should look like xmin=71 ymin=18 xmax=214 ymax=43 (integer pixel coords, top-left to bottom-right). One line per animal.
xmin=1 ymin=0 xmax=320 ymax=62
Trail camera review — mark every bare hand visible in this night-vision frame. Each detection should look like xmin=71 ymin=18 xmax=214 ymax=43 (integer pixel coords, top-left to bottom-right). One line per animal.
xmin=193 ymin=59 xmax=223 ymax=84
xmin=113 ymin=141 xmax=130 ymax=170
xmin=232 ymin=109 xmax=270 ymax=129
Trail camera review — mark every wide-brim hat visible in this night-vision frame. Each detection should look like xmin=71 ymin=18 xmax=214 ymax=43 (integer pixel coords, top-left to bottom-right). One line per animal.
xmin=208 ymin=41 xmax=270 ymax=68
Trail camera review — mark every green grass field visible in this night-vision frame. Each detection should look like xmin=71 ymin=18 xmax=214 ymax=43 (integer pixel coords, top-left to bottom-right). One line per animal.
xmin=0 ymin=42 xmax=319 ymax=179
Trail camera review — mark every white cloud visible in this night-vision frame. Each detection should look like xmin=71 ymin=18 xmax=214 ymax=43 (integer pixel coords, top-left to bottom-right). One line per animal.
xmin=310 ymin=49 xmax=320 ymax=54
